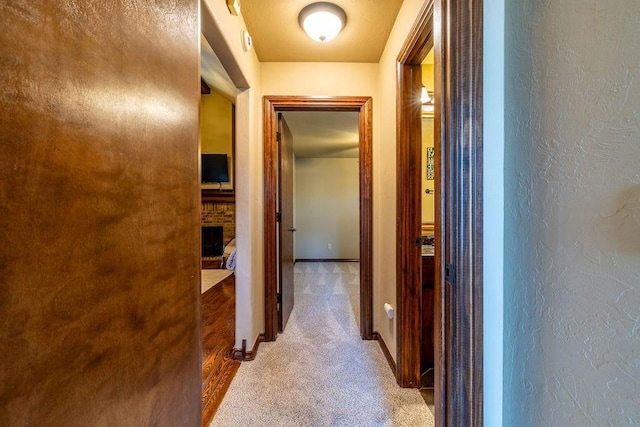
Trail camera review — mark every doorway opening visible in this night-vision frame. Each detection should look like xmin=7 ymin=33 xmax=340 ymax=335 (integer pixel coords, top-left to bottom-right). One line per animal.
xmin=279 ymin=111 xmax=361 ymax=332
xmin=396 ymin=0 xmax=483 ymax=425
xmin=263 ymin=96 xmax=373 ymax=342
xmin=199 ymin=31 xmax=241 ymax=426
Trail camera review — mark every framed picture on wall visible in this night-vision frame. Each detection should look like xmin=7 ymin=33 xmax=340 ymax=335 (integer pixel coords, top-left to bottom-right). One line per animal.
xmin=426 ymin=147 xmax=435 ymax=180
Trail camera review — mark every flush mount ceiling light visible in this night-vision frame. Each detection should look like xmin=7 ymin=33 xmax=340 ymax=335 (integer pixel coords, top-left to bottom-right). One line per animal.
xmin=298 ymin=2 xmax=347 ymax=43
xmin=422 ymin=85 xmax=434 ymax=115
xmin=421 ymin=86 xmax=432 ymax=104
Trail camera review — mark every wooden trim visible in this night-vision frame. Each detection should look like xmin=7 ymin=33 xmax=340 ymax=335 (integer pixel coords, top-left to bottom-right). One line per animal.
xmin=201 ymin=190 xmax=235 ymax=203
xmin=397 ymin=0 xmax=484 ymax=425
xmin=397 ymin=3 xmax=434 ymax=64
xmin=231 ymin=333 xmax=265 ymax=361
xmin=263 ymin=96 xmax=374 ymax=342
xmin=421 ymin=223 xmax=435 ymax=235
xmin=294 ymin=259 xmax=360 ymax=263
xmin=263 ymin=97 xmax=278 ymax=342
xmin=440 ymin=0 xmax=484 ymax=422
xmin=396 ymin=59 xmax=424 ymax=389
xmin=201 ymin=258 xmax=222 ymax=269
xmin=358 ymin=97 xmax=374 ymax=341
xmin=201 ymin=78 xmax=211 ymax=95
xmin=373 ymin=332 xmax=396 ymax=375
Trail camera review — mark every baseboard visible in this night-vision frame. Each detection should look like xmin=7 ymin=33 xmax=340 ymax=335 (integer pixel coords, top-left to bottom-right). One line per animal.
xmin=373 ymin=331 xmax=396 ymax=375
xmin=294 ymin=258 xmax=360 ymax=263
xmin=232 ymin=333 xmax=265 ymax=361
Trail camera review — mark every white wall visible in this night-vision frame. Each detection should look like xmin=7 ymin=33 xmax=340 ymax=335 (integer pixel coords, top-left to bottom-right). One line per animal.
xmin=504 ymin=0 xmax=640 ymax=424
xmin=294 ymin=158 xmax=360 ymax=260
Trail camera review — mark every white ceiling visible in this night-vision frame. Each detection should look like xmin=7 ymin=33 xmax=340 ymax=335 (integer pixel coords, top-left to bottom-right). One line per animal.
xmin=282 ymin=111 xmax=359 ymax=158
xmin=240 ymin=0 xmax=403 ymax=63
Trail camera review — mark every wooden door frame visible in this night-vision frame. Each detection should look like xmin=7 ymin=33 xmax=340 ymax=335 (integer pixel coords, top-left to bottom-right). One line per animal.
xmin=263 ymin=96 xmax=373 ymax=342
xmin=396 ymin=0 xmax=483 ymax=425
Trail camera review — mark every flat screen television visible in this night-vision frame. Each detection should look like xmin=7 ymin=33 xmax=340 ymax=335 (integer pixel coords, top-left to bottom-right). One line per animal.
xmin=201 ymin=154 xmax=229 ymax=183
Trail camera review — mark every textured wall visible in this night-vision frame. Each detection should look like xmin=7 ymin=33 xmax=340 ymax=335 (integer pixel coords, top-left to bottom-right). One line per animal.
xmin=0 ymin=1 xmax=201 ymax=425
xmin=505 ymin=0 xmax=640 ymax=424
xmin=482 ymin=0 xmax=505 ymax=423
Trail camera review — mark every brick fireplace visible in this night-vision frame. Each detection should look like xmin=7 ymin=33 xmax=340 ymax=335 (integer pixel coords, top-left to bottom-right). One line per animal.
xmin=201 ymin=200 xmax=235 ymax=268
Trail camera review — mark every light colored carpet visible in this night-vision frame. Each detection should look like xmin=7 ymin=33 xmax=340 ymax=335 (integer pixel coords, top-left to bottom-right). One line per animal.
xmin=212 ymin=262 xmax=434 ymax=427
xmin=201 ymin=269 xmax=233 ymax=294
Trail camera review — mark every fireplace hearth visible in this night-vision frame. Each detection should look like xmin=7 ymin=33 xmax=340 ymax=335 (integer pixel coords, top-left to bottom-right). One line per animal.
xmin=202 ymin=226 xmax=223 ymax=258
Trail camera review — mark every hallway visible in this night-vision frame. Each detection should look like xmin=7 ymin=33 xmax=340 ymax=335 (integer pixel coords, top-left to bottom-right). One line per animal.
xmin=212 ymin=262 xmax=433 ymax=426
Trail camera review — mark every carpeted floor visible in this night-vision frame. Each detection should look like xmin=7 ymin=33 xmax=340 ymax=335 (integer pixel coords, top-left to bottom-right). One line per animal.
xmin=201 ymin=269 xmax=233 ymax=294
xmin=212 ymin=261 xmax=434 ymax=426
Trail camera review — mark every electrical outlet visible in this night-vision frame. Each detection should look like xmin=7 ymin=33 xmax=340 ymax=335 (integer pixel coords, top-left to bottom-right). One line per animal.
xmin=328 ymin=243 xmax=332 ymax=250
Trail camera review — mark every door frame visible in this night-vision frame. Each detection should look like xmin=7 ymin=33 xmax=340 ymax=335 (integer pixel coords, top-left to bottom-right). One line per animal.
xmin=263 ymin=96 xmax=373 ymax=342
xmin=396 ymin=0 xmax=483 ymax=425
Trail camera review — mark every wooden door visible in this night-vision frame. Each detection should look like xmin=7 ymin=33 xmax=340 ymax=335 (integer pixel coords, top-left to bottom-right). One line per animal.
xmin=396 ymin=0 xmax=484 ymax=423
xmin=421 ymin=255 xmax=435 ymax=371
xmin=278 ymin=114 xmax=295 ymax=331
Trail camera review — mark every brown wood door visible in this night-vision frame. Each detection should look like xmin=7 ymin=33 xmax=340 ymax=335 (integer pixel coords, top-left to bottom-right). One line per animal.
xmin=278 ymin=114 xmax=295 ymax=331
xmin=421 ymin=255 xmax=435 ymax=371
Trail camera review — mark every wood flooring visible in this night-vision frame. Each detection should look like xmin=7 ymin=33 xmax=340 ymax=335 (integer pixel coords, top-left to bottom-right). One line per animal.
xmin=201 ymin=273 xmax=240 ymax=427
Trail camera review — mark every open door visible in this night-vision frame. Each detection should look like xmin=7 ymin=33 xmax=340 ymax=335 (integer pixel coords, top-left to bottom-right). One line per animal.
xmin=396 ymin=0 xmax=484 ymax=424
xmin=277 ymin=113 xmax=295 ymax=331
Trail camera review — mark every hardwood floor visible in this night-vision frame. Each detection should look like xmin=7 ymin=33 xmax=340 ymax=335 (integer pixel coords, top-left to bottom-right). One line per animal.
xmin=201 ymin=273 xmax=240 ymax=427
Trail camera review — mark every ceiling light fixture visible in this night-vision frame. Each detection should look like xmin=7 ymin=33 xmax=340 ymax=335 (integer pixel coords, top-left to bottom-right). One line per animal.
xmin=421 ymin=85 xmax=432 ymax=104
xmin=298 ymin=2 xmax=347 ymax=43
xmin=422 ymin=86 xmax=434 ymax=116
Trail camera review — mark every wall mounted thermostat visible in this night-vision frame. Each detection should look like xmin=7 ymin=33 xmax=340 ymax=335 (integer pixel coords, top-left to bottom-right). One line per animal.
xmin=241 ymin=30 xmax=252 ymax=52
